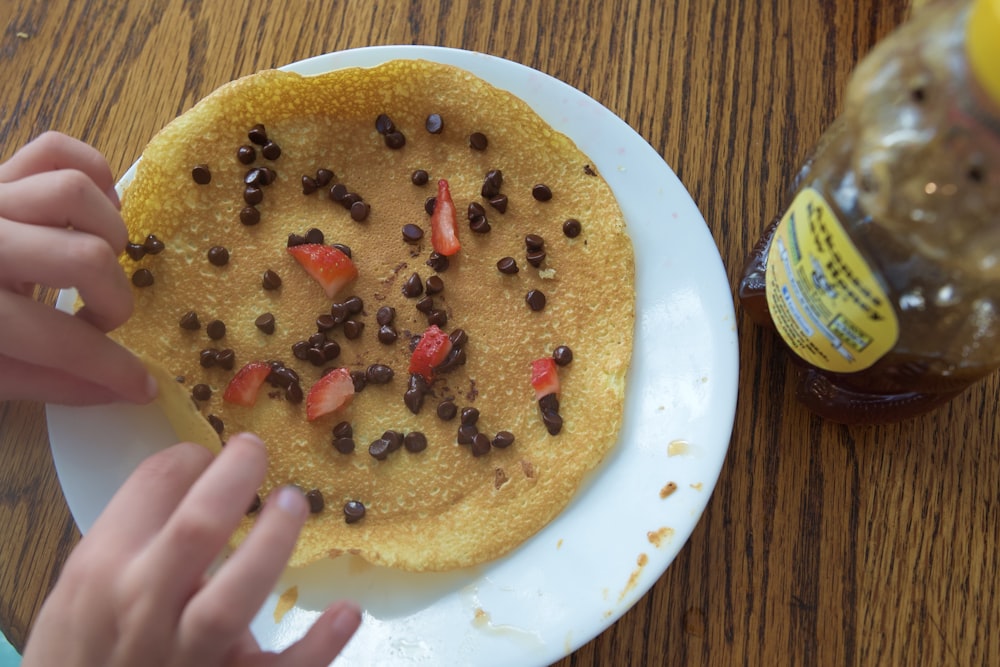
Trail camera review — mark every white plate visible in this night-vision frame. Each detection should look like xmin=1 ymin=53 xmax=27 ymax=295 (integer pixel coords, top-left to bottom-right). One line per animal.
xmin=47 ymin=46 xmax=738 ymax=665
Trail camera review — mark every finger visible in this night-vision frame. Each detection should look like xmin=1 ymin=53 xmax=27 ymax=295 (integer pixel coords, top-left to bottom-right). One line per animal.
xmin=175 ymin=486 xmax=308 ymax=661
xmin=0 ymin=291 xmax=155 ymax=404
xmin=0 ymin=355 xmax=119 ymax=404
xmin=0 ymin=131 xmax=119 ymax=207
xmin=273 ymin=602 xmax=361 ymax=667
xmin=141 ymin=433 xmax=269 ymax=610
xmin=0 ymin=219 xmax=133 ymax=332
xmin=71 ymin=442 xmax=215 ymax=567
xmin=0 ymin=170 xmax=127 ymax=251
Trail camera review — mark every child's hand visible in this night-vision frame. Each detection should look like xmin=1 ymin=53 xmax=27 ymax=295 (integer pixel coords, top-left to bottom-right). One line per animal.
xmin=0 ymin=131 xmax=155 ymax=404
xmin=21 ymin=433 xmax=361 ymax=666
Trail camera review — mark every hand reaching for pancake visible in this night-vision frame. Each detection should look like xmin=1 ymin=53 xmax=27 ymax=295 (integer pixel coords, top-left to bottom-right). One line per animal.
xmin=21 ymin=432 xmax=361 ymax=667
xmin=0 ymin=131 xmax=156 ymax=404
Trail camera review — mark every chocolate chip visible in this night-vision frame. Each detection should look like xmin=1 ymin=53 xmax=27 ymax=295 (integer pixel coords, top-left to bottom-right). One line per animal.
xmin=247 ymin=493 xmax=261 ymax=515
xmin=308 ymin=332 xmax=326 ymax=348
xmin=404 ymin=386 xmax=424 ymax=413
xmin=180 ymin=311 xmax=201 ymax=330
xmin=427 ymin=309 xmax=448 ymax=327
xmin=525 ymin=234 xmax=545 ymax=251
xmin=315 ymin=169 xmax=334 ymax=186
xmin=285 ymin=382 xmax=304 ymax=403
xmin=425 ymin=113 xmax=444 ymax=134
xmin=262 ymin=269 xmax=282 ymax=290
xmin=259 ymin=167 xmax=277 ymax=185
xmin=469 ymin=132 xmax=488 ymax=150
xmin=563 ymin=218 xmax=582 ymax=238
xmin=306 ymin=346 xmax=326 ymax=367
xmin=245 ymin=168 xmax=265 ymax=187
xmin=192 ymin=164 xmax=211 ymax=184
xmin=125 ymin=242 xmax=146 ymax=261
xmin=553 ymin=345 xmax=573 ymax=366
xmin=207 ymin=246 xmax=229 ymax=266
xmin=244 ymin=186 xmax=263 ymax=205
xmin=199 ymin=349 xmax=217 ymax=368
xmin=411 ymin=169 xmax=429 ymax=186
xmin=461 ymin=407 xmax=480 ymax=426
xmin=376 ymin=306 xmax=395 ymax=325
xmin=525 ymin=289 xmax=546 ymax=311
xmin=404 ymin=431 xmax=427 ymax=453
xmin=240 ymin=206 xmax=260 ymax=226
xmin=306 ymin=489 xmax=324 ymax=513
xmin=384 ymin=131 xmax=406 ymax=149
xmin=350 ymin=370 xmax=367 ymax=393
xmin=143 ymin=234 xmax=165 ymax=254
xmin=216 ymin=349 xmax=235 ymax=370
xmin=369 ymin=438 xmax=391 ymax=460
xmin=305 ymin=228 xmax=325 ymax=244
xmin=497 ymin=257 xmax=519 ymax=274
xmin=402 ymin=272 xmax=424 ymax=298
xmin=366 ymin=364 xmax=393 ymax=384
xmin=251 ymin=313 xmax=274 ymax=335
xmin=329 ymin=302 xmax=348 ymax=323
xmin=248 ymin=124 xmax=268 ymax=145
xmin=237 ymin=145 xmax=256 ymax=164
xmin=424 ymin=196 xmax=437 ymax=216
xmin=206 ymin=319 xmax=226 ymax=340
xmin=426 ymin=252 xmax=449 ymax=272
xmin=469 ymin=216 xmax=491 ymax=234
xmin=488 ymin=194 xmax=508 ymax=213
xmin=539 ymin=393 xmax=559 ymax=412
xmin=526 ymin=249 xmax=546 ymax=267
xmin=532 ymin=184 xmax=553 ymax=201
xmin=402 ymin=224 xmax=424 ymax=244
xmin=323 ymin=341 xmax=341 ymax=361
xmin=350 ymin=200 xmax=370 ymax=222
xmin=492 ymin=431 xmax=515 ymax=449
xmin=192 ymin=384 xmax=212 ymax=401
xmin=292 ymin=340 xmax=310 ymax=360
xmin=468 ymin=202 xmax=486 ymax=220
xmin=333 ymin=437 xmax=355 ymax=454
xmin=542 ymin=409 xmax=563 ymax=435
xmin=457 ymin=424 xmax=478 ymax=445
xmin=132 ymin=268 xmax=154 ymax=287
xmin=415 ymin=296 xmax=434 ymax=314
xmin=471 ymin=433 xmax=491 ymax=456
xmin=344 ymin=296 xmax=364 ymax=314
xmin=301 ymin=175 xmax=317 ymax=195
xmin=343 ymin=320 xmax=364 ymax=339
xmin=425 ymin=275 xmax=444 ymax=295
xmin=449 ymin=328 xmax=468 ymax=348
xmin=437 ymin=399 xmax=458 ymax=421
xmin=329 ymin=183 xmax=348 ymax=202
xmin=344 ymin=500 xmax=366 ymax=523
xmin=332 ymin=243 xmax=353 ymax=259
xmin=375 ymin=114 xmax=395 ymax=134
xmin=316 ymin=314 xmax=337 ymax=332
xmin=208 ymin=414 xmax=224 ymax=434
xmin=481 ymin=169 xmax=503 ymax=197
xmin=261 ymin=141 xmax=281 ymax=160
xmin=333 ymin=421 xmax=353 ymax=439
xmin=382 ymin=430 xmax=403 ymax=452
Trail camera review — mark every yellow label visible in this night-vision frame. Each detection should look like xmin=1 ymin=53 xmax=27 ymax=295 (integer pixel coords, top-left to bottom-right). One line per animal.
xmin=765 ymin=188 xmax=898 ymax=372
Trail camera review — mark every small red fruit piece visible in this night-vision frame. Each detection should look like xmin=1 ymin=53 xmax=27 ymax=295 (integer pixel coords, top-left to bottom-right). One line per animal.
xmin=306 ymin=368 xmax=355 ymax=421
xmin=223 ymin=361 xmax=272 ymax=406
xmin=409 ymin=325 xmax=453 ymax=382
xmin=430 ymin=178 xmax=461 ymax=256
xmin=287 ymin=244 xmax=358 ymax=298
xmin=530 ymin=357 xmax=560 ymax=400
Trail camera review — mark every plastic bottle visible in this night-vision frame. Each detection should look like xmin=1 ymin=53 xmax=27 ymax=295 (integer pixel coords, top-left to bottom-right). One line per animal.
xmin=738 ymin=0 xmax=1000 ymax=423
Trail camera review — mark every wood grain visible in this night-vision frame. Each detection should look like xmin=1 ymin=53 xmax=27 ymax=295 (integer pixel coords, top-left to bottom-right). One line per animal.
xmin=3 ymin=0 xmax=998 ymax=664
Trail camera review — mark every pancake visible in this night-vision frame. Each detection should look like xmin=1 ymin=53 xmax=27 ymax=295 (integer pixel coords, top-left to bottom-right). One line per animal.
xmin=112 ymin=59 xmax=634 ymax=571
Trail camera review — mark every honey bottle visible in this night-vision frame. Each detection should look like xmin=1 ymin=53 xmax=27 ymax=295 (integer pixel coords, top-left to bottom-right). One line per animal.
xmin=738 ymin=0 xmax=1000 ymax=423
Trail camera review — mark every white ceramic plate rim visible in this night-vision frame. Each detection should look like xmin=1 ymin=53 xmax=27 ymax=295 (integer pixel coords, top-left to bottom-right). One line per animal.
xmin=47 ymin=45 xmax=738 ymax=666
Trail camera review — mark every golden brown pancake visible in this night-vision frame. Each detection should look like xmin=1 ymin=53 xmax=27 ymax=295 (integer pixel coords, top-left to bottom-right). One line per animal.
xmin=112 ymin=59 xmax=634 ymax=571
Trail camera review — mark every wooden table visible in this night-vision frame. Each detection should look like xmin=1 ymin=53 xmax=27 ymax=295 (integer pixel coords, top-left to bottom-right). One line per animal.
xmin=3 ymin=0 xmax=998 ymax=664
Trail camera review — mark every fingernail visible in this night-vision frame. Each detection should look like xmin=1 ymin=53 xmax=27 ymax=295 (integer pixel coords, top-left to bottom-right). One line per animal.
xmin=329 ymin=602 xmax=362 ymax=635
xmin=143 ymin=373 xmax=159 ymax=402
xmin=106 ymin=185 xmax=121 ymax=210
xmin=273 ymin=485 xmax=307 ymax=519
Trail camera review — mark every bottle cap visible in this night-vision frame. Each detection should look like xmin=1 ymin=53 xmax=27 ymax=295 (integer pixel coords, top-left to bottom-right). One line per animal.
xmin=968 ymin=0 xmax=1000 ymax=104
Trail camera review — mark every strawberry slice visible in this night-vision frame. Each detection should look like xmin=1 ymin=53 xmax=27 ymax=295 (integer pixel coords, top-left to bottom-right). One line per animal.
xmin=223 ymin=361 xmax=272 ymax=406
xmin=408 ymin=325 xmax=453 ymax=382
xmin=430 ymin=178 xmax=461 ymax=256
xmin=530 ymin=357 xmax=560 ymax=400
xmin=287 ymin=244 xmax=358 ymax=298
xmin=306 ymin=367 xmax=355 ymax=421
